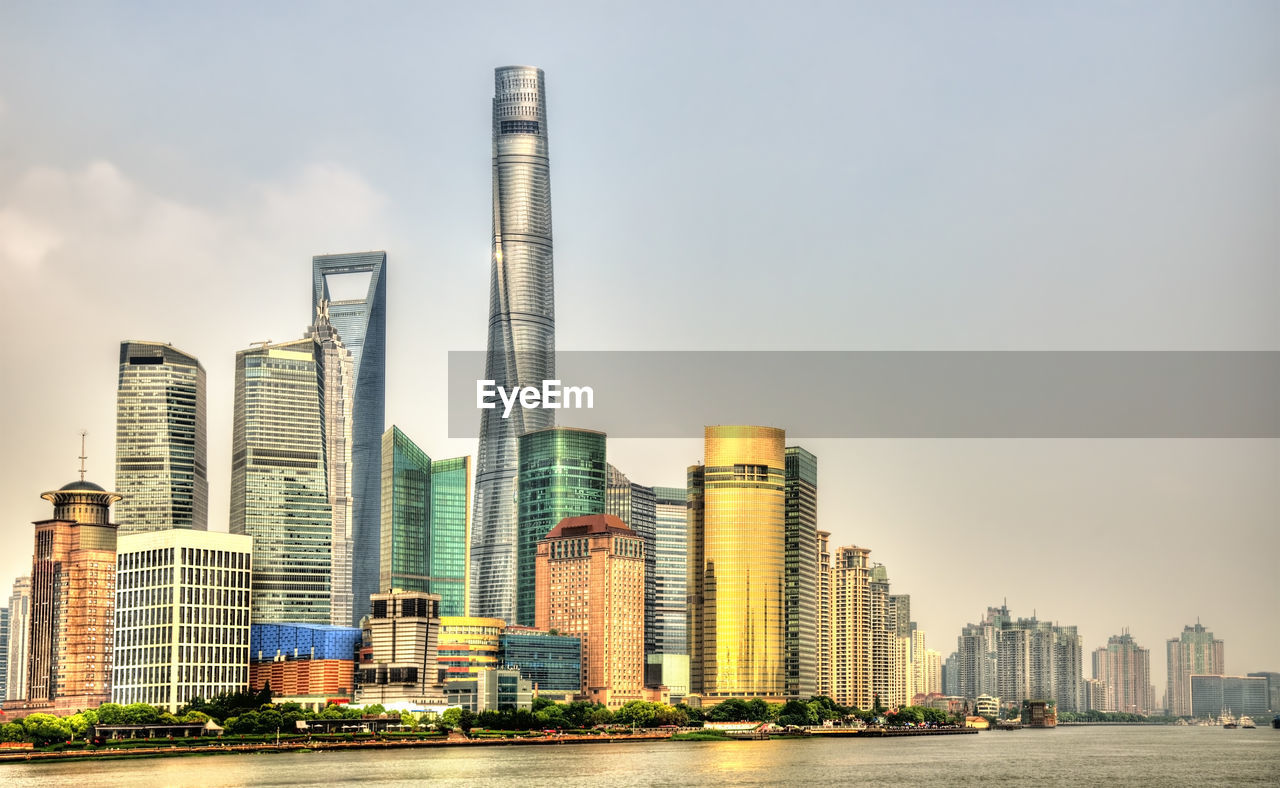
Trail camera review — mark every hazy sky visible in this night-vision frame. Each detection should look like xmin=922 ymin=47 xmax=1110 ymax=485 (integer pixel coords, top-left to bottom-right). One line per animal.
xmin=1 ymin=2 xmax=1276 ymax=697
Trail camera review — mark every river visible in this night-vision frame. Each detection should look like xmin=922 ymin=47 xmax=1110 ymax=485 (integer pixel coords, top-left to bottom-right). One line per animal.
xmin=2 ymin=726 xmax=1277 ymax=786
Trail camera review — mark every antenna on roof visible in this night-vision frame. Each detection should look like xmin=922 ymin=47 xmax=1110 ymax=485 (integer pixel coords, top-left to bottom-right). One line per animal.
xmin=78 ymin=430 xmax=88 ymax=481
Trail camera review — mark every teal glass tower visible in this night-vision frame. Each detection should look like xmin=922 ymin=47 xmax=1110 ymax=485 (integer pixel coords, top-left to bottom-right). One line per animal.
xmin=230 ymin=338 xmax=331 ymax=624
xmin=784 ymin=445 xmax=818 ymax=699
xmin=312 ymin=251 xmax=386 ymax=626
xmin=515 ymin=427 xmax=606 ymax=627
xmin=379 ymin=427 xmax=470 ymax=617
xmin=114 ymin=341 xmax=208 ymax=533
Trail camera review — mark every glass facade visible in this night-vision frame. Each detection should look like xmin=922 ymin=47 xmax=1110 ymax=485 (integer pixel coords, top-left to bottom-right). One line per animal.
xmin=379 ymin=428 xmax=470 ymax=617
xmin=652 ymin=486 xmax=688 ymax=661
xmin=784 ymin=446 xmax=818 ymax=699
xmin=473 ymin=65 xmax=558 ymax=624
xmin=500 ymin=627 xmax=583 ymax=693
xmin=515 ymin=427 xmax=606 ymax=626
xmin=438 ymin=616 xmax=504 ymax=682
xmin=606 ymin=465 xmax=657 ymax=665
xmin=688 ymin=426 xmax=787 ymax=700
xmin=308 ymin=306 xmax=355 ymax=627
xmin=312 ymin=251 xmax=387 ymax=626
xmin=230 ymin=339 xmax=331 ymax=624
xmin=114 ymin=341 xmax=208 ymax=533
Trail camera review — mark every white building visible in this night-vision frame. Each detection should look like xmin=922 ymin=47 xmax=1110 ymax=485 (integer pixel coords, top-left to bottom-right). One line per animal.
xmin=112 ymin=530 xmax=252 ymax=712
xmin=5 ymin=576 xmax=31 ymax=701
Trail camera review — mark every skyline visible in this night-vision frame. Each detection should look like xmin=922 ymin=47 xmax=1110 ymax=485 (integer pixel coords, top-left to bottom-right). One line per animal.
xmin=0 ymin=1 xmax=1276 ymax=696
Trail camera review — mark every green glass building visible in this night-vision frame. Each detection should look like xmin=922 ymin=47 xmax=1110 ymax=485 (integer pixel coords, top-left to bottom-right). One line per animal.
xmin=379 ymin=427 xmax=470 ymax=617
xmin=230 ymin=338 xmax=331 ymax=624
xmin=515 ymin=427 xmax=606 ymax=627
xmin=784 ymin=446 xmax=818 ymax=699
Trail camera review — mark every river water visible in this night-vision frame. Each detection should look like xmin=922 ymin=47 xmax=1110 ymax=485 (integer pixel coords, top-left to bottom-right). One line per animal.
xmin=2 ymin=726 xmax=1277 ymax=786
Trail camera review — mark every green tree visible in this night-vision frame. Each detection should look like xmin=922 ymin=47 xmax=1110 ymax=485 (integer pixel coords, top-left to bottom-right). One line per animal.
xmin=95 ymin=703 xmax=126 ymax=725
xmin=531 ymin=696 xmax=556 ymax=713
xmin=0 ymin=722 xmax=27 ymax=743
xmin=22 ymin=714 xmax=73 ymax=747
xmin=614 ymin=700 xmax=658 ymax=727
xmin=777 ymin=699 xmax=817 ymax=727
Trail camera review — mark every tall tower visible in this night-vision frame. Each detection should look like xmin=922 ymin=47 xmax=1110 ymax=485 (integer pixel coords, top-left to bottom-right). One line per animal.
xmin=114 ymin=341 xmax=208 ymax=533
xmin=5 ymin=576 xmax=31 ymax=701
xmin=312 ymin=251 xmax=387 ymax=626
xmin=1166 ymin=622 xmax=1224 ymax=716
xmin=687 ymin=425 xmax=787 ymax=701
xmin=605 ymin=464 xmax=657 ymax=666
xmin=25 ymin=476 xmax=120 ymax=713
xmin=784 ymin=446 xmax=818 ymax=699
xmin=472 ymin=65 xmax=558 ymax=623
xmin=230 ymin=338 xmax=331 ymax=624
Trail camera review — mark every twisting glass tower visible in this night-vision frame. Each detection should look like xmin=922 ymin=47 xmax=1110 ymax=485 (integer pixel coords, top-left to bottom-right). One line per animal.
xmin=472 ymin=65 xmax=557 ymax=622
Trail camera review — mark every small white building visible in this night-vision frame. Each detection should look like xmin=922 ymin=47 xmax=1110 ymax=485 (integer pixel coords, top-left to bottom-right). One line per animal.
xmin=112 ymin=529 xmax=253 ymax=712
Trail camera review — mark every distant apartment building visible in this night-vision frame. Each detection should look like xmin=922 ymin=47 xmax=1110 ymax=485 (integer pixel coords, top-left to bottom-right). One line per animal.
xmin=1093 ymin=630 xmax=1153 ymax=715
xmin=114 ymin=341 xmax=208 ymax=534
xmin=816 ymin=530 xmax=833 ymax=700
xmin=1166 ymin=622 xmax=1224 ymax=716
xmin=355 ymin=590 xmax=444 ymax=705
xmin=112 ymin=529 xmax=252 ymax=712
xmin=535 ymin=514 xmax=648 ymax=708
xmin=831 ymin=545 xmax=872 ymax=709
xmin=5 ymin=577 xmax=31 ymax=700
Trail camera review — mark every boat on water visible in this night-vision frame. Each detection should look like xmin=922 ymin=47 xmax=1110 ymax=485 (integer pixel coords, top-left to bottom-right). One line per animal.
xmin=1238 ymin=716 xmax=1255 ymax=729
xmin=1219 ymin=710 xmax=1237 ymax=729
xmin=1272 ymin=714 xmax=1280 ymax=729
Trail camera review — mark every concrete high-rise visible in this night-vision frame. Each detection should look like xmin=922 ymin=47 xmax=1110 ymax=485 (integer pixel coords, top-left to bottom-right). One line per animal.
xmin=515 ymin=427 xmax=606 ymax=627
xmin=114 ymin=341 xmax=207 ymax=533
xmin=379 ymin=427 xmax=471 ymax=617
xmin=312 ymin=251 xmax=387 ymax=626
xmin=472 ymin=66 xmax=558 ymax=623
xmin=355 ymin=590 xmax=444 ymax=705
xmin=17 ymin=478 xmax=120 ymax=716
xmin=784 ymin=446 xmax=818 ymax=699
xmin=816 ymin=530 xmax=832 ymax=699
xmin=831 ymin=545 xmax=872 ymax=709
xmin=1093 ymin=630 xmax=1153 ymax=715
xmin=1166 ymin=622 xmax=1224 ymax=717
xmin=688 ymin=426 xmax=787 ymax=702
xmin=230 ymin=338 xmax=331 ymax=624
xmin=112 ymin=529 xmax=252 ymax=712
xmin=308 ymin=303 xmax=356 ymax=626
xmin=4 ymin=577 xmax=30 ymax=700
xmin=535 ymin=514 xmax=647 ymax=708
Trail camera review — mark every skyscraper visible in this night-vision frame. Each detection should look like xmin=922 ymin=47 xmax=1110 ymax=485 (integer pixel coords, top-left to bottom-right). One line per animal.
xmin=1093 ymin=630 xmax=1153 ymax=715
xmin=688 ymin=425 xmax=787 ymax=702
xmin=5 ymin=577 xmax=31 ymax=701
xmin=308 ymin=304 xmax=356 ymax=626
xmin=0 ymin=608 xmax=8 ymax=701
xmin=606 ymin=465 xmax=657 ymax=669
xmin=230 ymin=338 xmax=331 ymax=624
xmin=515 ymin=427 xmax=606 ymax=627
xmin=816 ymin=530 xmax=833 ymax=699
xmin=312 ymin=251 xmax=387 ymax=626
xmin=535 ymin=514 xmax=647 ymax=708
xmin=114 ymin=341 xmax=207 ymax=533
xmin=1166 ymin=622 xmax=1224 ymax=716
xmin=23 ymin=477 xmax=120 ymax=715
xmin=649 ymin=486 xmax=689 ymax=695
xmin=831 ymin=545 xmax=872 ymax=709
xmin=379 ymin=427 xmax=470 ymax=617
xmin=473 ymin=65 xmax=558 ymax=623
xmin=784 ymin=446 xmax=818 ymax=700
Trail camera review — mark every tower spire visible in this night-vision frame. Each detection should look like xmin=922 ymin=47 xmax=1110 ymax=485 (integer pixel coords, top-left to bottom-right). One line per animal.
xmin=78 ymin=430 xmax=88 ymax=481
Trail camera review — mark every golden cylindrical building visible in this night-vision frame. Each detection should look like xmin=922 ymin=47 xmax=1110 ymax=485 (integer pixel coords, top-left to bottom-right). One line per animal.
xmin=688 ymin=425 xmax=786 ymax=701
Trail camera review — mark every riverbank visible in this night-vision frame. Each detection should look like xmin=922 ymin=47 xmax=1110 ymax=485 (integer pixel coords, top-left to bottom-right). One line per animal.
xmin=0 ymin=726 xmax=983 ymax=764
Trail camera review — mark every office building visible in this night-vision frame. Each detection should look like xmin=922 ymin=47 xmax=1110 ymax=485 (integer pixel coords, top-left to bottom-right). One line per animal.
xmin=831 ymin=545 xmax=873 ymax=709
xmin=649 ymin=486 xmax=688 ymax=691
xmin=438 ymin=616 xmax=504 ymax=683
xmin=688 ymin=426 xmax=787 ymax=702
xmin=18 ymin=478 xmax=120 ymax=715
xmin=516 ymin=427 xmax=606 ymax=626
xmin=230 ymin=337 xmax=331 ymax=624
xmin=784 ymin=446 xmax=818 ymax=700
xmin=1190 ymin=674 xmax=1269 ymax=718
xmin=112 ymin=529 xmax=252 ymax=712
xmin=1093 ymin=630 xmax=1153 ymax=715
xmin=535 ymin=514 xmax=647 ymax=707
xmin=308 ymin=303 xmax=356 ymax=626
xmin=606 ymin=465 xmax=657 ymax=674
xmin=5 ymin=577 xmax=30 ymax=700
xmin=114 ymin=341 xmax=208 ymax=533
xmin=355 ymin=590 xmax=444 ymax=705
xmin=870 ymin=565 xmax=891 ymax=708
xmin=312 ymin=251 xmax=387 ymax=627
xmin=1167 ymin=622 xmax=1224 ymax=717
xmin=429 ymin=456 xmax=471 ymax=617
xmin=500 ymin=625 xmax=583 ymax=696
xmin=444 ymin=668 xmax=533 ymax=712
xmin=249 ymin=622 xmax=361 ymax=705
xmin=472 ymin=65 xmax=558 ymax=624
xmin=1245 ymin=672 xmax=1280 ymax=713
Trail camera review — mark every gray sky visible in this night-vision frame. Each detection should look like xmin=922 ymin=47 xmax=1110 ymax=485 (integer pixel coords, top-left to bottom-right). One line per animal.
xmin=1 ymin=2 xmax=1276 ymax=697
